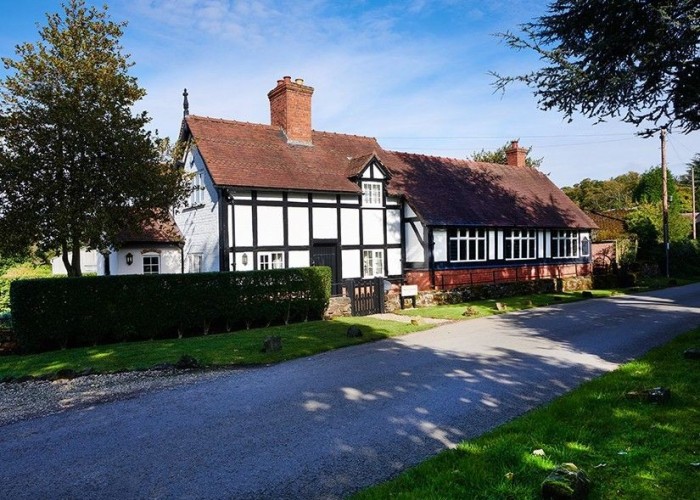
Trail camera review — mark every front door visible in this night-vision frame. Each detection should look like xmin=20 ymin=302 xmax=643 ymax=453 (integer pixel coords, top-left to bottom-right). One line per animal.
xmin=311 ymin=242 xmax=339 ymax=294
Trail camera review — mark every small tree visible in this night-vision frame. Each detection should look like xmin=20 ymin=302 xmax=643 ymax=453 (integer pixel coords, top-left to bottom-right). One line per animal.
xmin=0 ymin=0 xmax=187 ymax=276
xmin=469 ymin=141 xmax=543 ymax=168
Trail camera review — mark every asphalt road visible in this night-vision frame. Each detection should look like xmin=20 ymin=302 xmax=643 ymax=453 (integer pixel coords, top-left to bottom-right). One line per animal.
xmin=2 ymin=284 xmax=700 ymax=499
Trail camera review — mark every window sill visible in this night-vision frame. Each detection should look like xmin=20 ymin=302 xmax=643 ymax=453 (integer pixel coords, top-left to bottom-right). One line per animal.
xmin=181 ymin=203 xmax=205 ymax=212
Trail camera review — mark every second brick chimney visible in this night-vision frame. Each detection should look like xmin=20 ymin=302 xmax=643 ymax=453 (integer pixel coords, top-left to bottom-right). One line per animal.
xmin=506 ymin=140 xmax=528 ymax=167
xmin=267 ymin=76 xmax=314 ymax=145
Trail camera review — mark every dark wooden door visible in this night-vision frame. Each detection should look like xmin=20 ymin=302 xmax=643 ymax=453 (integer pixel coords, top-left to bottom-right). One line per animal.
xmin=311 ymin=242 xmax=340 ymax=294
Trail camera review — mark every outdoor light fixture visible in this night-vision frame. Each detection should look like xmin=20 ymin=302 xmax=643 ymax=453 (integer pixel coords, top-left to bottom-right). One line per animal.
xmin=241 ymin=253 xmax=248 ymax=266
xmin=126 ymin=252 xmax=133 ymax=266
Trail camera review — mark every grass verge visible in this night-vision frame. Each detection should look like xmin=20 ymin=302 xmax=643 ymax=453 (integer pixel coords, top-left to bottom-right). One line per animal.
xmin=355 ymin=327 xmax=700 ymax=499
xmin=0 ymin=317 xmax=431 ymax=380
xmin=399 ymin=290 xmax=616 ymax=321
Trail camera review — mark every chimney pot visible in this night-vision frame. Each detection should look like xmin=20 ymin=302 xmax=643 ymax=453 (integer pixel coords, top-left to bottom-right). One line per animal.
xmin=506 ymin=139 xmax=528 ymax=167
xmin=268 ymin=76 xmax=314 ymax=145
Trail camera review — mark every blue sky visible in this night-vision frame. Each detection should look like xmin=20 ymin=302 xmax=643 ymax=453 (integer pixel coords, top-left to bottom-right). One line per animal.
xmin=2 ymin=0 xmax=698 ymax=187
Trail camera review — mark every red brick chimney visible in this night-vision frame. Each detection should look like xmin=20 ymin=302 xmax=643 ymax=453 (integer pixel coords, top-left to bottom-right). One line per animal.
xmin=506 ymin=140 xmax=528 ymax=167
xmin=267 ymin=76 xmax=314 ymax=145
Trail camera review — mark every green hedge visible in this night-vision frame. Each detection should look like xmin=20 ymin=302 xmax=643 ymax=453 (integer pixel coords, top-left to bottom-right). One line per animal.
xmin=10 ymin=267 xmax=331 ymax=354
xmin=0 ymin=278 xmax=9 ymax=313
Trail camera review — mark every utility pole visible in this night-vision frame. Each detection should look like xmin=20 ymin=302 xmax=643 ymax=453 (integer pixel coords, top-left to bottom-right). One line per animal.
xmin=692 ymin=163 xmax=697 ymax=240
xmin=661 ymin=128 xmax=670 ymax=278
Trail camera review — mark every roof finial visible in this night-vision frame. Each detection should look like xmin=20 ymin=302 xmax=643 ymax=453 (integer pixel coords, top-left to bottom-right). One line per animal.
xmin=183 ymin=88 xmax=189 ymax=117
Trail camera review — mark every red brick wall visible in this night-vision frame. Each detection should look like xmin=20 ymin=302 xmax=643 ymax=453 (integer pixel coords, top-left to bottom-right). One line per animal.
xmin=405 ymin=263 xmax=591 ymax=291
xmin=267 ymin=76 xmax=314 ymax=144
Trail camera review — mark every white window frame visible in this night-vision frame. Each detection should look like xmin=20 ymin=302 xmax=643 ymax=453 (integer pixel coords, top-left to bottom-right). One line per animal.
xmin=448 ymin=228 xmax=487 ymax=262
xmin=188 ymin=253 xmax=202 ymax=273
xmin=143 ymin=254 xmax=160 ymax=274
xmin=362 ymin=181 xmax=383 ymax=207
xmin=258 ymin=252 xmax=284 ymax=270
xmin=552 ymin=230 xmax=580 ymax=259
xmin=363 ymin=249 xmax=384 ymax=278
xmin=504 ymin=229 xmax=537 ymax=260
xmin=189 ymin=171 xmax=205 ymax=206
xmin=581 ymin=235 xmax=591 ymax=257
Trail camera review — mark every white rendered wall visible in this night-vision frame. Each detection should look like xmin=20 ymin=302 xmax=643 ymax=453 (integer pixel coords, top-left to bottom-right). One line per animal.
xmin=288 ymin=250 xmax=310 ymax=268
xmin=108 ymin=248 xmax=181 ymax=275
xmin=386 ymin=210 xmax=401 ymax=244
xmin=257 ymin=206 xmax=284 ymax=246
xmin=405 ymin=221 xmax=424 ymax=263
xmin=312 ymin=207 xmax=337 ymax=239
xmin=340 ymin=209 xmax=360 ymax=245
xmin=387 ymin=248 xmax=402 ymax=276
xmin=341 ymin=249 xmax=361 ymax=278
xmin=53 ymin=249 xmax=98 ymax=275
xmin=234 ymin=205 xmax=253 ymax=247
xmin=234 ymin=251 xmax=254 ymax=271
xmin=288 ymin=207 xmax=309 ymax=246
xmin=362 ymin=210 xmax=384 ymax=245
xmin=174 ymin=148 xmax=220 ymax=272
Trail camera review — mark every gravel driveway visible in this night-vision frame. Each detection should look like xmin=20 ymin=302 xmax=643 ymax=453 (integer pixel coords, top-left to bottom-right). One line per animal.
xmin=1 ymin=284 xmax=700 ymax=499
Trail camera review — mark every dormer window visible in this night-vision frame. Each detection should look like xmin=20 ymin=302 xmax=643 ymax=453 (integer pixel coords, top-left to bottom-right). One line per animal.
xmin=362 ymin=181 xmax=383 ymax=207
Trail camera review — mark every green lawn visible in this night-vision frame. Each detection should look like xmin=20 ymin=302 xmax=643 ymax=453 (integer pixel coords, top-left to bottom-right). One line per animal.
xmin=399 ymin=290 xmax=616 ymax=320
xmin=355 ymin=327 xmax=700 ymax=499
xmin=0 ymin=316 xmax=431 ymax=379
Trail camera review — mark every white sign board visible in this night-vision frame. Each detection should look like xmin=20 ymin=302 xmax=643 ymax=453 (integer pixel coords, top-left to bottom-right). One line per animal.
xmin=401 ymin=285 xmax=418 ymax=297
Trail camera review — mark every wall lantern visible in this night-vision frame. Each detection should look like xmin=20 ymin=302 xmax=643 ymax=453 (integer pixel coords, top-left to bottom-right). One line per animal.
xmin=126 ymin=252 xmax=134 ymax=266
xmin=241 ymin=253 xmax=248 ymax=266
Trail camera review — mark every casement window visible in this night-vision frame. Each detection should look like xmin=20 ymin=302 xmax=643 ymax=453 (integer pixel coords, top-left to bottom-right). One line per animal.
xmin=363 ymin=249 xmax=384 ymax=278
xmin=361 ymin=181 xmax=383 ymax=207
xmin=552 ymin=230 xmax=580 ymax=258
xmin=504 ymin=229 xmax=537 ymax=260
xmin=581 ymin=235 xmax=591 ymax=257
xmin=188 ymin=253 xmax=202 ymax=273
xmin=448 ymin=229 xmax=486 ymax=262
xmin=258 ymin=252 xmax=284 ymax=270
xmin=143 ymin=254 xmax=160 ymax=274
xmin=189 ymin=171 xmax=205 ymax=206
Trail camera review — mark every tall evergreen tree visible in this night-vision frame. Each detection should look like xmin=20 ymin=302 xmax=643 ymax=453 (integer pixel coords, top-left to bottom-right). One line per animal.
xmin=0 ymin=0 xmax=187 ymax=276
xmin=493 ymin=1 xmax=699 ymax=136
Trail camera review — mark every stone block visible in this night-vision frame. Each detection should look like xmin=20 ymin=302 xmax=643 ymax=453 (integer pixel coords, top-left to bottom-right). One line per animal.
xmin=541 ymin=463 xmax=590 ymax=499
xmin=261 ymin=335 xmax=282 ymax=353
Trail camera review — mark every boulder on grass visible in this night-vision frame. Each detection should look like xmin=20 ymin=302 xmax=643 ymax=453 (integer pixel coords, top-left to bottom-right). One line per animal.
xmin=625 ymin=387 xmax=671 ymax=404
xmin=541 ymin=463 xmax=590 ymax=499
xmin=175 ymin=354 xmax=201 ymax=369
xmin=581 ymin=291 xmax=593 ymax=298
xmin=261 ymin=335 xmax=282 ymax=353
xmin=683 ymin=348 xmax=700 ymax=360
xmin=346 ymin=326 xmax=363 ymax=338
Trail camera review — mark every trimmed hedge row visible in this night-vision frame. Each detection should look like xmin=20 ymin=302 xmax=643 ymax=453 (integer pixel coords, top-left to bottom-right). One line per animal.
xmin=10 ymin=267 xmax=331 ymax=354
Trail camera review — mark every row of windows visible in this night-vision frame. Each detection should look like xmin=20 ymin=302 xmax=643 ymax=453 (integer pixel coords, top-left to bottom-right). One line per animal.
xmin=256 ymin=250 xmax=385 ymax=277
xmin=448 ymin=229 xmax=590 ymax=262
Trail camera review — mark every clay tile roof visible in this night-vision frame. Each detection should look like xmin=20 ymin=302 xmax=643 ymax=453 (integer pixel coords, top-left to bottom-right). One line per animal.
xmin=119 ymin=212 xmax=184 ymax=245
xmin=346 ymin=153 xmax=376 ymax=178
xmin=183 ymin=115 xmax=596 ymax=230
xmin=382 ymin=152 xmax=597 ymax=229
xmin=184 ymin=115 xmax=385 ymax=193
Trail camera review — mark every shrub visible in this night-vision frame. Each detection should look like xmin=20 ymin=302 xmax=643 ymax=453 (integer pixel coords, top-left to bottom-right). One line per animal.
xmin=10 ymin=267 xmax=331 ymax=354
